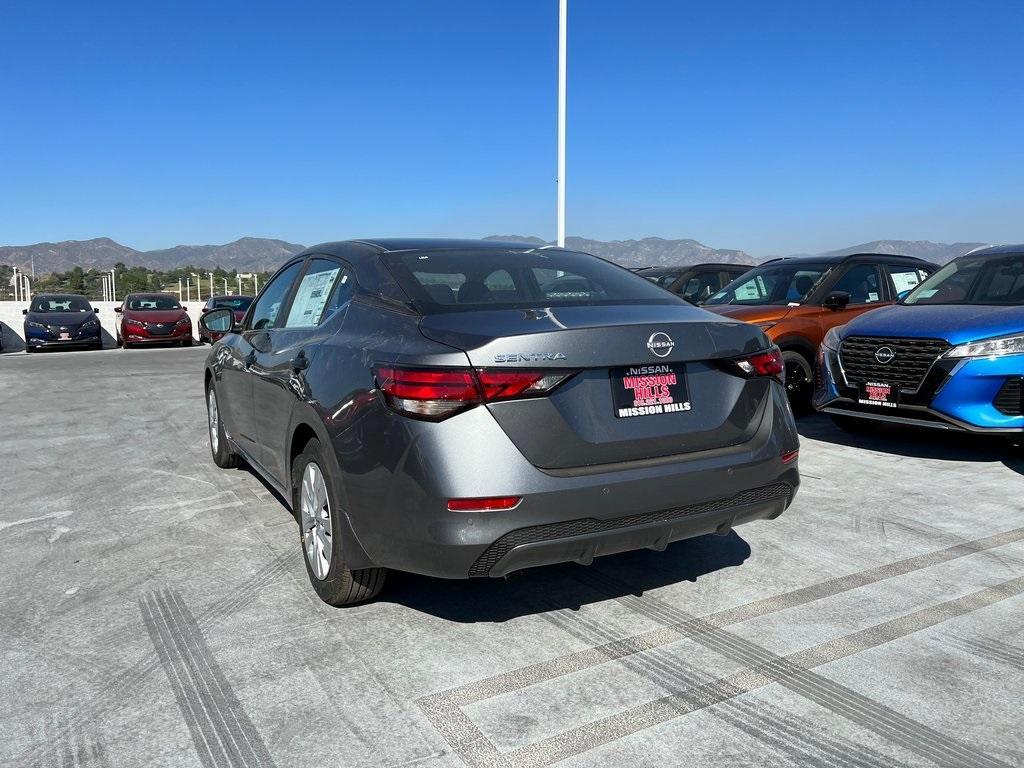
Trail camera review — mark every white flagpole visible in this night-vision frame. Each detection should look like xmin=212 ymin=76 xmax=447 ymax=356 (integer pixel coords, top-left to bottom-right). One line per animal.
xmin=556 ymin=0 xmax=567 ymax=248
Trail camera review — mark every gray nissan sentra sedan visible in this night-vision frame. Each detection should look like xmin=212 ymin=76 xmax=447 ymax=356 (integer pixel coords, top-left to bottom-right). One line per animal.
xmin=200 ymin=239 xmax=800 ymax=605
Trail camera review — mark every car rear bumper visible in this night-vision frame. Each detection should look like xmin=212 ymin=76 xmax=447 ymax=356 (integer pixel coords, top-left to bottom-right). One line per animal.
xmin=335 ymin=383 xmax=800 ymax=578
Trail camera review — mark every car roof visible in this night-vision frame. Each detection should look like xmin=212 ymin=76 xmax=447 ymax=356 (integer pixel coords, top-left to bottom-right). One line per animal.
xmin=34 ymin=293 xmax=89 ymax=300
xmin=127 ymin=292 xmax=179 ymax=299
xmin=960 ymin=244 xmax=1024 ymax=258
xmin=760 ymin=252 xmax=936 ymax=266
xmin=639 ymin=263 xmax=754 ymax=271
xmin=305 ymin=238 xmax=547 ymax=261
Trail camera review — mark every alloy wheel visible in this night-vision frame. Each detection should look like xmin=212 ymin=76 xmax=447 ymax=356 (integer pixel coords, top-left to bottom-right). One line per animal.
xmin=207 ymin=387 xmax=219 ymax=454
xmin=300 ymin=462 xmax=333 ymax=580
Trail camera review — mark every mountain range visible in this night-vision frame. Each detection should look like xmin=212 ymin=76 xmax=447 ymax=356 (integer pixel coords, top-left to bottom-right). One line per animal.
xmin=0 ymin=235 xmax=991 ymax=276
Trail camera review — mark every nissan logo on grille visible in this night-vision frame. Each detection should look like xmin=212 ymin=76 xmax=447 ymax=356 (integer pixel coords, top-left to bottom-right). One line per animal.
xmin=647 ymin=332 xmax=675 ymax=358
xmin=874 ymin=346 xmax=896 ymax=364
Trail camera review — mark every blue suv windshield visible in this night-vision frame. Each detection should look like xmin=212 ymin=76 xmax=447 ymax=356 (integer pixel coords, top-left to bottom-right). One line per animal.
xmin=903 ymin=254 xmax=1024 ymax=306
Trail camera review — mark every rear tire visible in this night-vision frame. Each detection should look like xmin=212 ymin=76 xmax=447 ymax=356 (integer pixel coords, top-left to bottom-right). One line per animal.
xmin=292 ymin=438 xmax=386 ymax=606
xmin=206 ymin=381 xmax=239 ymax=468
xmin=830 ymin=414 xmax=875 ymax=433
xmin=782 ymin=350 xmax=813 ymax=411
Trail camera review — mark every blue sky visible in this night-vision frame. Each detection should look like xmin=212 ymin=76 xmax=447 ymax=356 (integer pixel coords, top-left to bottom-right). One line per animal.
xmin=1 ymin=0 xmax=1021 ymax=256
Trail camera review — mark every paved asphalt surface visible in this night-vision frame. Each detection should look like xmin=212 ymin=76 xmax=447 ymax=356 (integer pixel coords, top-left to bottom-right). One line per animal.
xmin=1 ymin=345 xmax=1022 ymax=768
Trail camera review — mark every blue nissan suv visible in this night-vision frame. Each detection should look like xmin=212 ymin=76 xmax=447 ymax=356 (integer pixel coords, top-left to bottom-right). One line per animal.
xmin=815 ymin=244 xmax=1024 ymax=434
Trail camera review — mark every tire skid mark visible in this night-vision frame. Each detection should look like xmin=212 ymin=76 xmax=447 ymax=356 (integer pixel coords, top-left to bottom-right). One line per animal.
xmin=417 ymin=524 xmax=1024 ymax=765
xmin=141 ymin=588 xmax=277 ymax=768
xmin=20 ymin=559 xmax=288 ymax=768
xmin=944 ymin=634 xmax=1024 ymax=672
xmin=540 ymin=605 xmax=897 ymax=768
xmin=562 ymin=566 xmax=1015 ymax=768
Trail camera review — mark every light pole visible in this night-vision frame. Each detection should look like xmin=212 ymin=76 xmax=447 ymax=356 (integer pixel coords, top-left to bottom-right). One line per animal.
xmin=13 ymin=267 xmax=20 ymax=302
xmin=109 ymin=269 xmax=117 ymax=302
xmin=101 ymin=274 xmax=108 ymax=302
xmin=191 ymin=273 xmax=203 ymax=301
xmin=223 ymin=277 xmax=228 ymax=294
xmin=208 ymin=271 xmax=214 ymax=298
xmin=178 ymin=278 xmax=184 ymax=301
xmin=237 ymin=274 xmax=242 ymax=294
xmin=556 ymin=0 xmax=567 ymax=248
xmin=22 ymin=273 xmax=31 ymax=301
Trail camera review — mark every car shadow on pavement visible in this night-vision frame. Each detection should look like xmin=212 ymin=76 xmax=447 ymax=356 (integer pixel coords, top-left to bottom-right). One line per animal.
xmin=798 ymin=412 xmax=1024 ymax=476
xmin=381 ymin=531 xmax=752 ymax=622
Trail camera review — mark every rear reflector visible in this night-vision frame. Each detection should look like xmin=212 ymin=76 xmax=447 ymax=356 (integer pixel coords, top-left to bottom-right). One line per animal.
xmin=375 ymin=365 xmax=575 ymax=420
xmin=781 ymin=449 xmax=799 ymax=464
xmin=447 ymin=496 xmax=522 ymax=512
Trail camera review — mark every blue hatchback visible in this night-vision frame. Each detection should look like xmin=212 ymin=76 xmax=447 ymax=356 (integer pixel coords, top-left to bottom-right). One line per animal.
xmin=815 ymin=244 xmax=1024 ymax=433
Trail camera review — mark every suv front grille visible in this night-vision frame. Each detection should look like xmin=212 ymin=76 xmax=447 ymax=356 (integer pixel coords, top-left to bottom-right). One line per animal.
xmin=468 ymin=482 xmax=793 ymax=577
xmin=994 ymin=378 xmax=1023 ymax=416
xmin=839 ymin=336 xmax=950 ymax=392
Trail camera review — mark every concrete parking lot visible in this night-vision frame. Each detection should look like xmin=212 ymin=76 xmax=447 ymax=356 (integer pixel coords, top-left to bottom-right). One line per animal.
xmin=1 ymin=346 xmax=1022 ymax=768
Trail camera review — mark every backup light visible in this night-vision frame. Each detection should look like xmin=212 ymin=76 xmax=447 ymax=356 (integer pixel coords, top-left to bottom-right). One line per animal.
xmin=946 ymin=333 xmax=1024 ymax=359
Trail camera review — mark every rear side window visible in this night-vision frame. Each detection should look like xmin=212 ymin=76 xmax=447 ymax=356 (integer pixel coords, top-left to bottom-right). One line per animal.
xmin=384 ymin=249 xmax=678 ymax=313
xmin=284 ymin=258 xmax=348 ymax=328
xmin=887 ymin=265 xmax=929 ymax=298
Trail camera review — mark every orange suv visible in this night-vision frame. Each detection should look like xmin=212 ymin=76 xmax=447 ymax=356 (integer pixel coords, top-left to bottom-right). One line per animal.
xmin=702 ymin=253 xmax=937 ymax=403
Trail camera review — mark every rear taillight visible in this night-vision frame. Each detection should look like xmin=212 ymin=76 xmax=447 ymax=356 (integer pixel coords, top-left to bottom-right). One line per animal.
xmin=375 ymin=366 xmax=575 ymax=420
xmin=724 ymin=346 xmax=785 ymax=381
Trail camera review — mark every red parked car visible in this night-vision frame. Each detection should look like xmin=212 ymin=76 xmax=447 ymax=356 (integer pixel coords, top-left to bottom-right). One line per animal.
xmin=115 ymin=293 xmax=193 ymax=348
xmin=198 ymin=295 xmax=253 ymax=343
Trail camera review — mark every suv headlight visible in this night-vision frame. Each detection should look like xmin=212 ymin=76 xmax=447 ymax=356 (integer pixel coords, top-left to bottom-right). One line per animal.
xmin=81 ymin=319 xmax=99 ymax=330
xmin=176 ymin=317 xmax=191 ymax=326
xmin=822 ymin=327 xmax=842 ymax=352
xmin=946 ymin=333 xmax=1024 ymax=359
xmin=26 ymin=320 xmax=47 ymax=329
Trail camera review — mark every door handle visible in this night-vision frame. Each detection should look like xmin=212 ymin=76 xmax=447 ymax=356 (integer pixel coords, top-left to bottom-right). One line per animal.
xmin=290 ymin=350 xmax=309 ymax=372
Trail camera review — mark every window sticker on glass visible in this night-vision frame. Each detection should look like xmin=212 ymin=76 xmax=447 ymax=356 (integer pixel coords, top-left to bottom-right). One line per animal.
xmin=867 ymin=292 xmax=879 ymax=302
xmin=891 ymin=272 xmax=922 ymax=293
xmin=286 ymin=268 xmax=341 ymax=328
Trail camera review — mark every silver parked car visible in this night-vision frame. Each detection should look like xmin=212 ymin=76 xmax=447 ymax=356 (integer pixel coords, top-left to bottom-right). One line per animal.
xmin=200 ymin=239 xmax=800 ymax=605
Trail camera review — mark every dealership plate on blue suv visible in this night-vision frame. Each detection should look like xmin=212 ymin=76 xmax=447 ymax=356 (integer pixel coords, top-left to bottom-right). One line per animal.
xmin=815 ymin=244 xmax=1024 ymax=433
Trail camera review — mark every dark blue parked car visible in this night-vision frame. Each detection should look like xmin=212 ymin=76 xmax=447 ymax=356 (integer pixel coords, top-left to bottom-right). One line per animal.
xmin=815 ymin=244 xmax=1024 ymax=433
xmin=23 ymin=293 xmax=103 ymax=352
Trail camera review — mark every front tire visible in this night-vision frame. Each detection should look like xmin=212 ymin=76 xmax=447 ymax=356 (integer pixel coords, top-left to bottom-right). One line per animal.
xmin=292 ymin=438 xmax=386 ymax=606
xmin=206 ymin=381 xmax=239 ymax=468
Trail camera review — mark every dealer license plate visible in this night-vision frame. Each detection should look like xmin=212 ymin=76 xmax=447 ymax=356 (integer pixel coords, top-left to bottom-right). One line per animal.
xmin=859 ymin=381 xmax=898 ymax=408
xmin=611 ymin=363 xmax=692 ymax=419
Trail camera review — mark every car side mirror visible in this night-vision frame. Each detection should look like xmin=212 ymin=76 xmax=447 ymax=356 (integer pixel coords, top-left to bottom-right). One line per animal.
xmin=822 ymin=291 xmax=851 ymax=310
xmin=22 ymin=309 xmax=28 ymax=315
xmin=114 ymin=306 xmax=123 ymax=313
xmin=199 ymin=307 xmax=236 ymax=335
xmin=896 ymin=289 xmax=912 ymax=301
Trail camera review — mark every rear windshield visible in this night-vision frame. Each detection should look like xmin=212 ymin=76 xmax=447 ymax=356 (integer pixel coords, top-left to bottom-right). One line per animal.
xmin=902 ymin=255 xmax=1024 ymax=306
xmin=30 ymin=296 xmax=91 ymax=313
xmin=382 ymin=248 xmax=682 ymax=313
xmin=211 ymin=296 xmax=253 ymax=311
xmin=128 ymin=295 xmax=182 ymax=311
xmin=704 ymin=262 xmax=831 ymax=306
